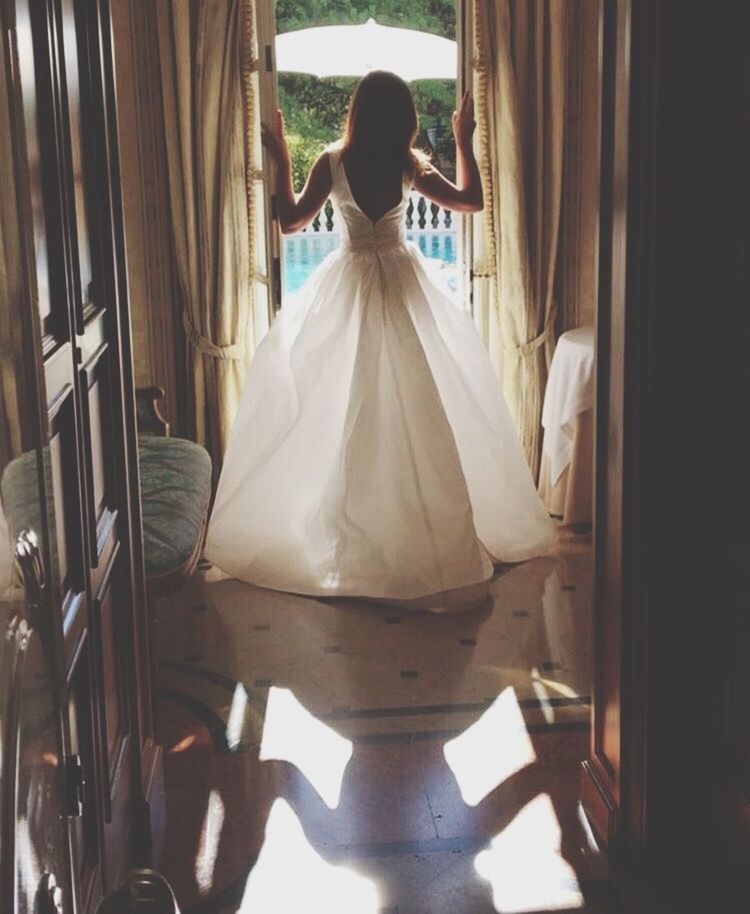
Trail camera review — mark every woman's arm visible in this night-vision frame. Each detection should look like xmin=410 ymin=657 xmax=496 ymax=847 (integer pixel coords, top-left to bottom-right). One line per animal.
xmin=261 ymin=110 xmax=332 ymax=234
xmin=413 ymin=91 xmax=483 ymax=213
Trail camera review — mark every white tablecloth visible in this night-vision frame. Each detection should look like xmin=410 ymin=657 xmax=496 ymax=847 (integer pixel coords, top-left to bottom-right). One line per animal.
xmin=541 ymin=326 xmax=595 ymax=485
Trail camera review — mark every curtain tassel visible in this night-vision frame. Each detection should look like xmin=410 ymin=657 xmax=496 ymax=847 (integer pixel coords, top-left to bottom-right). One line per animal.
xmin=183 ymin=311 xmax=245 ymax=361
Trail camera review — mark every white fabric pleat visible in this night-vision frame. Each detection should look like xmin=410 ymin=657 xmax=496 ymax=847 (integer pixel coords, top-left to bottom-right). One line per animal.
xmin=205 ymin=150 xmax=555 ymax=598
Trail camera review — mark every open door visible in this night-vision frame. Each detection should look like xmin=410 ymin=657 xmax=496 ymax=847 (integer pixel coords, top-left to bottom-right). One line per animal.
xmin=251 ymin=0 xmax=471 ymax=321
xmin=251 ymin=0 xmax=282 ymax=322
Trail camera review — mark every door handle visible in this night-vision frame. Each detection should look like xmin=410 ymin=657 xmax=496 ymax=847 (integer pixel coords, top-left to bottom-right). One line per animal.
xmin=37 ymin=873 xmax=65 ymax=914
xmin=96 ymin=870 xmax=181 ymax=914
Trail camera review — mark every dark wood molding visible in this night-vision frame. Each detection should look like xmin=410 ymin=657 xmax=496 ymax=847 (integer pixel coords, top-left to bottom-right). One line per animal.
xmin=581 ymin=759 xmax=618 ymax=849
xmin=586 ymin=0 xmax=750 ymax=905
xmin=583 ymin=0 xmax=631 ymax=848
xmin=4 ymin=0 xmax=162 ymax=906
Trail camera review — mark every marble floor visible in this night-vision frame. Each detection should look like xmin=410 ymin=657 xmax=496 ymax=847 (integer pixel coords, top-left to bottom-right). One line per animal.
xmin=154 ymin=525 xmax=622 ymax=914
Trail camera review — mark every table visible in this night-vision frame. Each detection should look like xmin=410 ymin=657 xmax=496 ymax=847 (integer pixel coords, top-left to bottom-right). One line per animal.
xmin=538 ymin=326 xmax=595 ymax=525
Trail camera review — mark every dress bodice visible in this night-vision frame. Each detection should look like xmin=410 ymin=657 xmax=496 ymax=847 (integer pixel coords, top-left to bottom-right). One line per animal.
xmin=328 ymin=148 xmax=410 ymax=253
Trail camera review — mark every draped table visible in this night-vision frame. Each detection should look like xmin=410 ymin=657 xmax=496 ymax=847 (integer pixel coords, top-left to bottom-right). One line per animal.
xmin=538 ymin=326 xmax=595 ymax=525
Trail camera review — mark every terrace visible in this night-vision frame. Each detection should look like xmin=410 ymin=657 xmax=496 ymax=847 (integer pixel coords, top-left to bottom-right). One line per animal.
xmin=275 ymin=14 xmax=459 ymax=296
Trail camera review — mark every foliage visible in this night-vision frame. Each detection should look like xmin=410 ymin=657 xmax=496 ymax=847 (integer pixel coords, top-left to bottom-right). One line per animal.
xmin=275 ymin=0 xmax=457 ymax=190
xmin=276 ymin=0 xmax=456 ymax=39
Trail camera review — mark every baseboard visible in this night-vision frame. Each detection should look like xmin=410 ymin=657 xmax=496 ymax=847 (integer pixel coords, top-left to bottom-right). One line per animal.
xmin=581 ymin=758 xmax=618 ymax=849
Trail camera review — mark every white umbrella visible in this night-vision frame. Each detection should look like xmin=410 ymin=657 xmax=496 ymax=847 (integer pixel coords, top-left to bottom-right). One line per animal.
xmin=275 ymin=17 xmax=456 ymax=82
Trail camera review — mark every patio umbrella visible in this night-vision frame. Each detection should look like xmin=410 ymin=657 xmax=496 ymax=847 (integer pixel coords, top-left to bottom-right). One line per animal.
xmin=275 ymin=17 xmax=457 ymax=82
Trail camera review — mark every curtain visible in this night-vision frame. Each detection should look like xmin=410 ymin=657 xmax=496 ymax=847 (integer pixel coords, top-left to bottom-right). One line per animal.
xmin=156 ymin=0 xmax=264 ymax=469
xmin=112 ymin=1 xmax=186 ymax=437
xmin=473 ymin=0 xmax=566 ymax=479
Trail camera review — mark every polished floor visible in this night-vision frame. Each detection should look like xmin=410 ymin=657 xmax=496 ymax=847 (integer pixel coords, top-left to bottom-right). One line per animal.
xmin=154 ymin=525 xmax=622 ymax=913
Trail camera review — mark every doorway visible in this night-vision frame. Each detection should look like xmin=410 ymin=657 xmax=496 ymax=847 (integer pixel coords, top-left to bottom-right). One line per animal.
xmin=256 ymin=0 xmax=470 ymax=311
xmin=110 ymin=0 xmax=605 ymax=910
xmin=147 ymin=7 xmax=604 ymax=912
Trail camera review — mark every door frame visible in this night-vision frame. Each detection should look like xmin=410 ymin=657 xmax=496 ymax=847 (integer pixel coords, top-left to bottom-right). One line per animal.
xmin=583 ymin=0 xmax=750 ymax=902
xmin=257 ymin=0 xmax=472 ymax=318
xmin=253 ymin=0 xmax=282 ymax=321
xmin=581 ymin=0 xmax=634 ymax=852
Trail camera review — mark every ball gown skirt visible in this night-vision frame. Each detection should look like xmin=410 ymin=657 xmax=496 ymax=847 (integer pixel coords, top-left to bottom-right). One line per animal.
xmin=204 ymin=150 xmax=556 ymax=599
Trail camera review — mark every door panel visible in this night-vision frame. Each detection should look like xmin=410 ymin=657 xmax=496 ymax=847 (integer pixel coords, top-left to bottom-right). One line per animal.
xmin=14 ymin=0 xmax=74 ymax=349
xmin=67 ymin=651 xmax=102 ymax=904
xmin=48 ymin=385 xmax=85 ymax=603
xmin=6 ymin=0 xmax=158 ymax=905
xmin=1 ymin=10 xmax=73 ymax=911
xmin=581 ymin=0 xmax=628 ymax=850
xmin=59 ymin=0 xmax=97 ymax=319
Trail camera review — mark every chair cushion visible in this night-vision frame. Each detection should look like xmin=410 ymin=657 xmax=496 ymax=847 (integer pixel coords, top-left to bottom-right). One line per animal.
xmin=0 ymin=450 xmax=57 ymax=577
xmin=138 ymin=436 xmax=212 ymax=580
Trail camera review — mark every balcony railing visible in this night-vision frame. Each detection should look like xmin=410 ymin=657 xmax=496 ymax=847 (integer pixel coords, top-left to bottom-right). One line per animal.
xmin=302 ymin=193 xmax=453 ymax=234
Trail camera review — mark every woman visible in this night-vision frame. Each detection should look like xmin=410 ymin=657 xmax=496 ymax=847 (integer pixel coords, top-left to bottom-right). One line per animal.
xmin=205 ymin=71 xmax=555 ymax=601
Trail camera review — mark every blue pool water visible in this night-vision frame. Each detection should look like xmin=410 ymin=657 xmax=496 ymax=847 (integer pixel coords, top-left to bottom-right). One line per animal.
xmin=283 ymin=231 xmax=458 ymax=293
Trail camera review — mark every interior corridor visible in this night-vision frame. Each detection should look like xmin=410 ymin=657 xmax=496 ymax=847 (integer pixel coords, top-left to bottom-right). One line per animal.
xmin=153 ymin=526 xmax=618 ymax=914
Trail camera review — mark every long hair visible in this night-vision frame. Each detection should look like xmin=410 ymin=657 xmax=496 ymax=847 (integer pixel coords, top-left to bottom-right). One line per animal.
xmin=339 ymin=71 xmax=430 ymax=180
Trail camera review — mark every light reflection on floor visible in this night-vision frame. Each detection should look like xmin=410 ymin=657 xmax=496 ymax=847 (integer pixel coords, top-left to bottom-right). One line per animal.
xmin=195 ymin=790 xmax=225 ymax=895
xmin=475 ymin=794 xmax=585 ymax=913
xmin=156 ymin=526 xmax=611 ymax=913
xmin=238 ymin=799 xmax=381 ymax=913
xmin=443 ymin=686 xmax=537 ymax=806
xmin=259 ymin=687 xmax=353 ymax=809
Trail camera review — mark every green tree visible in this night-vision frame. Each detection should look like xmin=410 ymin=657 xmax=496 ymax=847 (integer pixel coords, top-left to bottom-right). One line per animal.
xmin=275 ymin=0 xmax=457 ymax=190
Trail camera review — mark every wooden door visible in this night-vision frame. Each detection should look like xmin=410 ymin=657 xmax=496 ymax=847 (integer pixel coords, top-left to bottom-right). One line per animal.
xmin=6 ymin=0 xmax=158 ymax=907
xmin=584 ymin=0 xmax=750 ymax=905
xmin=1 ymin=11 xmax=73 ymax=912
xmin=56 ymin=2 xmax=136 ymax=890
xmin=580 ymin=0 xmax=630 ymax=851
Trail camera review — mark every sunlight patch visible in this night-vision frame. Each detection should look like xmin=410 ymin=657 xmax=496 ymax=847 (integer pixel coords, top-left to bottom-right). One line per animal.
xmin=443 ymin=687 xmax=536 ymax=806
xmin=474 ymin=794 xmax=584 ymax=913
xmin=195 ymin=790 xmax=225 ymax=895
xmin=239 ymin=799 xmax=380 ymax=913
xmin=226 ymin=682 xmax=251 ymax=750
xmin=531 ymin=667 xmax=555 ymax=725
xmin=260 ymin=687 xmax=352 ymax=809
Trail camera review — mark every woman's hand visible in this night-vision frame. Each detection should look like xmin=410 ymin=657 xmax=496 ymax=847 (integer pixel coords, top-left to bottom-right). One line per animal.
xmin=452 ymin=90 xmax=476 ymax=151
xmin=415 ymin=91 xmax=483 ymax=213
xmin=261 ymin=108 xmax=290 ymax=169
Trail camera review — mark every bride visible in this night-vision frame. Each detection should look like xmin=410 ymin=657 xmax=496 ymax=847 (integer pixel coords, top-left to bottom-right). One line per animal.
xmin=205 ymin=71 xmax=555 ymax=600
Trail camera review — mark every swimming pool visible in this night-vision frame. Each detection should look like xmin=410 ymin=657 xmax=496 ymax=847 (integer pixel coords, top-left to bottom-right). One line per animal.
xmin=283 ymin=231 xmax=458 ymax=294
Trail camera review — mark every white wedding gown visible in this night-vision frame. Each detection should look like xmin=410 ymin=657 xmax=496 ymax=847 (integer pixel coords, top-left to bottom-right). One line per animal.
xmin=205 ymin=149 xmax=555 ymax=599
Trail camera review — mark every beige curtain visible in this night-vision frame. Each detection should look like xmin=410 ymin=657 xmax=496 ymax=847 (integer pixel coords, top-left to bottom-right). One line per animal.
xmin=156 ymin=0 xmax=261 ymax=468
xmin=473 ymin=0 xmax=566 ymax=478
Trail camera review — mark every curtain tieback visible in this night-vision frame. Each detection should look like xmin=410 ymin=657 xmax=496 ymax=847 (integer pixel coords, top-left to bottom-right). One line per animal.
xmin=183 ymin=312 xmax=245 ymax=361
xmin=504 ymin=305 xmax=557 ymax=359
